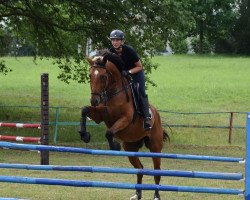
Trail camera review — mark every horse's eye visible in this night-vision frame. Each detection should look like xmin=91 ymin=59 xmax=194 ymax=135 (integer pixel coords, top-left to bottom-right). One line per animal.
xmin=89 ymin=74 xmax=92 ymax=79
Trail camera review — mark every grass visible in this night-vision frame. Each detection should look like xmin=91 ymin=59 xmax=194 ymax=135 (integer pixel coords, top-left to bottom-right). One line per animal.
xmin=1 ymin=55 xmax=250 ymax=110
xmin=0 ymin=55 xmax=250 ymax=199
xmin=0 ymin=145 xmax=245 ymax=200
xmin=149 ymin=55 xmax=250 ymax=112
xmin=0 ymin=57 xmax=89 ymax=106
xmin=1 ymin=55 xmax=249 ymax=146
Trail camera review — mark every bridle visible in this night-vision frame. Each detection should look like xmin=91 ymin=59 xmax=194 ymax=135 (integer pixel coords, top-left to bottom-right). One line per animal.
xmin=90 ymin=64 xmax=130 ymax=105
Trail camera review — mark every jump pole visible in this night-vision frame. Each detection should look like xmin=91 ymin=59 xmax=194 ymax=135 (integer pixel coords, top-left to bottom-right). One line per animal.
xmin=0 ymin=175 xmax=244 ymax=195
xmin=0 ymin=135 xmax=40 ymax=143
xmin=40 ymin=73 xmax=49 ymax=165
xmin=245 ymin=113 xmax=250 ymax=200
xmin=0 ymin=163 xmax=243 ymax=180
xmin=0 ymin=141 xmax=244 ymax=162
xmin=0 ymin=123 xmax=40 ymax=128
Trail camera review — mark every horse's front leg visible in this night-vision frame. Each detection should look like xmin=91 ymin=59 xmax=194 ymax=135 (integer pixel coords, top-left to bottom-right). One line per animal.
xmin=79 ymin=106 xmax=91 ymax=143
xmin=105 ymin=116 xmax=130 ymax=151
xmin=79 ymin=106 xmax=107 ymax=143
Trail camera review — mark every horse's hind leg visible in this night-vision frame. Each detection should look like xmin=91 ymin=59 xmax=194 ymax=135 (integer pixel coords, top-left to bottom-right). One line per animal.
xmin=152 ymin=157 xmax=161 ymax=200
xmin=123 ymin=142 xmax=143 ymax=200
xmin=105 ymin=131 xmax=121 ymax=151
xmin=149 ymin=136 xmax=164 ymax=200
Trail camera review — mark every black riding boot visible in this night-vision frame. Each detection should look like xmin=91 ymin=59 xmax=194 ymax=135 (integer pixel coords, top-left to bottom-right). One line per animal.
xmin=140 ymin=95 xmax=152 ymax=131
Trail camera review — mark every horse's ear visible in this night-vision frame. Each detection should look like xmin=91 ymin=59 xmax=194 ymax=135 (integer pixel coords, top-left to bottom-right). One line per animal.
xmin=86 ymin=57 xmax=94 ymax=66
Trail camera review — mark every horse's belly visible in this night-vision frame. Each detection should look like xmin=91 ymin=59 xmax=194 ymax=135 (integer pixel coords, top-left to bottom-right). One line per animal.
xmin=115 ymin=123 xmax=148 ymax=142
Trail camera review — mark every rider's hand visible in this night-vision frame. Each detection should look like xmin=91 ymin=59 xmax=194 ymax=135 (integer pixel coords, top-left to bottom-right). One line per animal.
xmin=122 ymin=70 xmax=130 ymax=77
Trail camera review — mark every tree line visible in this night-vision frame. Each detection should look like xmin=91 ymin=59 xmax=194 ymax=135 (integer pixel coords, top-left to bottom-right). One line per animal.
xmin=0 ymin=0 xmax=249 ymax=82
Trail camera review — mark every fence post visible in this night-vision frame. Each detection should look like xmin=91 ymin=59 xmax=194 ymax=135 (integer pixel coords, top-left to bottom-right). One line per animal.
xmin=228 ymin=112 xmax=234 ymax=144
xmin=40 ymin=73 xmax=49 ymax=165
xmin=245 ymin=113 xmax=250 ymax=200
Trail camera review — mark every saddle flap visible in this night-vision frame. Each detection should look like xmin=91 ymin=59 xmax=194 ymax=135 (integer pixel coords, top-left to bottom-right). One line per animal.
xmin=130 ymin=81 xmax=141 ymax=114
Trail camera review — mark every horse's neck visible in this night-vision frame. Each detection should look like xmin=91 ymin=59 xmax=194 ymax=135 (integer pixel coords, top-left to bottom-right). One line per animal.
xmin=106 ymin=62 xmax=131 ymax=104
xmin=107 ymin=77 xmax=131 ymax=104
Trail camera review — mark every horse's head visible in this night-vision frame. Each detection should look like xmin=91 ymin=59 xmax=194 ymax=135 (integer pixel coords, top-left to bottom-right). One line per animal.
xmin=87 ymin=56 xmax=120 ymax=107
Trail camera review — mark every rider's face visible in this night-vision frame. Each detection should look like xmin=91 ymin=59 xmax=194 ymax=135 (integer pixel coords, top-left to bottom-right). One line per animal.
xmin=111 ymin=39 xmax=123 ymax=49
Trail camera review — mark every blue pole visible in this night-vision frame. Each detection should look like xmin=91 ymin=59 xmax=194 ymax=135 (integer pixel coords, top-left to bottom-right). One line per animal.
xmin=245 ymin=113 xmax=250 ymax=200
xmin=0 ymin=163 xmax=243 ymax=181
xmin=0 ymin=141 xmax=244 ymax=163
xmin=0 ymin=198 xmax=25 ymax=200
xmin=0 ymin=175 xmax=244 ymax=195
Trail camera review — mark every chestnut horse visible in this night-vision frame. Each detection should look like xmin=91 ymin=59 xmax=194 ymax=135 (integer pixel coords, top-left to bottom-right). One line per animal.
xmin=79 ymin=53 xmax=169 ymax=200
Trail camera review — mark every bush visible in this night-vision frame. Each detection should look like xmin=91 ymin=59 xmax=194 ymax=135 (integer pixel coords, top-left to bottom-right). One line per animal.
xmin=214 ymin=39 xmax=234 ymax=54
xmin=170 ymin=38 xmax=188 ymax=54
xmin=191 ymin=37 xmax=212 ymax=54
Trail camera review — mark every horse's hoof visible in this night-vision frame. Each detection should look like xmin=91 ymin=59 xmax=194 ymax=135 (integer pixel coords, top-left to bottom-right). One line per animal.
xmin=153 ymin=194 xmax=160 ymax=200
xmin=130 ymin=194 xmax=140 ymax=200
xmin=111 ymin=141 xmax=121 ymax=151
xmin=130 ymin=190 xmax=141 ymax=199
xmin=82 ymin=132 xmax=91 ymax=143
xmin=79 ymin=131 xmax=91 ymax=143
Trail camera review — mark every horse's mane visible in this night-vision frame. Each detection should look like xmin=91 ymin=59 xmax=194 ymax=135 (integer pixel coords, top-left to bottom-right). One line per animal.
xmin=95 ymin=49 xmax=125 ymax=72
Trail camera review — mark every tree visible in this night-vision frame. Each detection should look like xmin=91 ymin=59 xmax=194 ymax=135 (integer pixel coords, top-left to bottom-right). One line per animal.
xmin=233 ymin=0 xmax=250 ymax=55
xmin=0 ymin=0 xmax=192 ymax=83
xmin=189 ymin=0 xmax=239 ymax=54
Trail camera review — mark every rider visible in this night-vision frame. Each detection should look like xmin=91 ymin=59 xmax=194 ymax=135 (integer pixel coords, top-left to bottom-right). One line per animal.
xmin=109 ymin=29 xmax=151 ymax=131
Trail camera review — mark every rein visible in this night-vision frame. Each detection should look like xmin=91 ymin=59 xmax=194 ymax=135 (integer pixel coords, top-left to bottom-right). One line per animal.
xmin=91 ymin=64 xmax=130 ymax=104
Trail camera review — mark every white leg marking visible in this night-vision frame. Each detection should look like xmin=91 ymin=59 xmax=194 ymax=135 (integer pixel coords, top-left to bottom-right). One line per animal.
xmin=130 ymin=194 xmax=139 ymax=200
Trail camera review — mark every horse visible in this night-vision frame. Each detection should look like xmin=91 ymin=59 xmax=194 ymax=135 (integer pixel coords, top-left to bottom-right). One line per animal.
xmin=79 ymin=53 xmax=169 ymax=200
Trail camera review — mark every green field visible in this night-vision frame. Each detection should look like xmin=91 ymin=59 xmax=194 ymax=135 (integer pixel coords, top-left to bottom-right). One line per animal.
xmin=0 ymin=55 xmax=249 ymax=146
xmin=0 ymin=55 xmax=250 ymax=199
xmin=0 ymin=146 xmax=245 ymax=200
xmin=1 ymin=55 xmax=250 ymax=111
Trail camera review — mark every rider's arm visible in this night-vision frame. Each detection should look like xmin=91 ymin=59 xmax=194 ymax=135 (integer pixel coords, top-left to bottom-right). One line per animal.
xmin=128 ymin=60 xmax=143 ymax=74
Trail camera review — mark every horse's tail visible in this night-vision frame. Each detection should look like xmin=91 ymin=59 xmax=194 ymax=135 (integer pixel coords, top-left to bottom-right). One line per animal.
xmin=163 ymin=129 xmax=170 ymax=142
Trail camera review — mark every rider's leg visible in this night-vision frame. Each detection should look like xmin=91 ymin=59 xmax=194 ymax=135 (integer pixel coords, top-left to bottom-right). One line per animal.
xmin=140 ymin=94 xmax=152 ymax=130
xmin=132 ymin=71 xmax=151 ymax=131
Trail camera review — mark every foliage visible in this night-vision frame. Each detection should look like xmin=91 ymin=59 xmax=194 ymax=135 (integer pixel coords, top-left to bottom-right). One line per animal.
xmin=141 ymin=56 xmax=158 ymax=88
xmin=169 ymin=36 xmax=189 ymax=54
xmin=0 ymin=30 xmax=13 ymax=55
xmin=214 ymin=38 xmax=234 ymax=54
xmin=189 ymin=0 xmax=240 ymax=54
xmin=191 ymin=36 xmax=212 ymax=54
xmin=0 ymin=60 xmax=12 ymax=75
xmin=233 ymin=0 xmax=250 ymax=55
xmin=0 ymin=0 xmax=192 ymax=84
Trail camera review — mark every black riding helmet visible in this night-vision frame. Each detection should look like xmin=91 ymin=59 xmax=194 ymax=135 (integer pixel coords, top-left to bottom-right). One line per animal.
xmin=109 ymin=30 xmax=125 ymax=40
